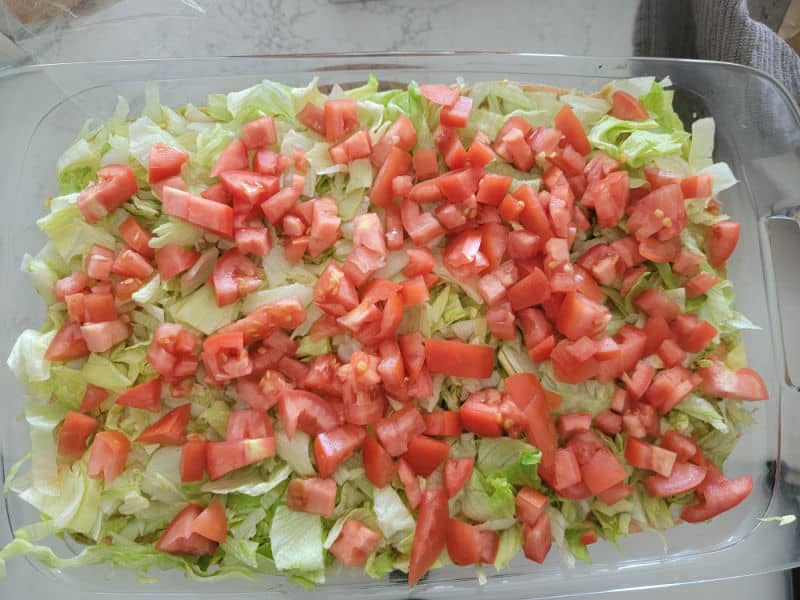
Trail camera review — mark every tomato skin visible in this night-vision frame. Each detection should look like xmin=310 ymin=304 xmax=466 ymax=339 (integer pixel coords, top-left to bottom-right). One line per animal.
xmin=408 ymin=488 xmax=449 ymax=587
xmin=402 ymin=435 xmax=450 ymax=477
xmin=286 ymin=477 xmax=338 ymax=517
xmin=314 ymin=424 xmax=367 ymax=478
xmin=696 ymin=361 xmax=768 ymax=401
xmin=57 ymin=411 xmax=98 ymax=461
xmin=156 ymin=504 xmax=217 ymax=557
xmin=181 ymin=439 xmax=207 ymax=483
xmin=87 ymin=430 xmax=131 ymax=485
xmin=708 ymin=221 xmax=741 ymax=268
xmin=77 ymin=164 xmax=139 ymax=223
xmin=685 ymin=272 xmax=720 ymax=298
xmin=424 ymin=338 xmax=494 ymax=379
xmin=660 ymin=430 xmax=698 ymax=461
xmin=610 ymin=91 xmax=649 ymax=121
xmin=444 ymin=458 xmax=474 ymax=498
xmin=119 ymin=217 xmax=155 ymax=259
xmin=371 ymin=146 xmax=412 ymax=208
xmin=594 ymin=410 xmax=622 ymax=435
xmin=680 ymin=474 xmax=753 ymax=522
xmin=137 ymin=404 xmax=192 ymax=445
xmin=330 ymin=519 xmax=382 ymax=568
xmin=553 ymin=448 xmax=582 ymax=490
xmin=363 ymin=434 xmax=395 ymax=488
xmin=116 ymin=378 xmax=162 ymax=413
xmin=634 ymin=288 xmax=680 ymax=321
xmin=521 ymin=512 xmax=552 ymax=564
xmin=397 ymin=458 xmax=422 ymax=510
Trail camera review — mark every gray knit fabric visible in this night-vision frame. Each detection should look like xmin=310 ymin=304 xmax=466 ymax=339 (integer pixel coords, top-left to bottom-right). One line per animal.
xmin=635 ymin=0 xmax=800 ymax=102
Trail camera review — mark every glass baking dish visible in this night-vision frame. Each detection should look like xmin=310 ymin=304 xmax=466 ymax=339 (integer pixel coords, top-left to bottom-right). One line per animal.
xmin=1 ymin=53 xmax=800 ymax=599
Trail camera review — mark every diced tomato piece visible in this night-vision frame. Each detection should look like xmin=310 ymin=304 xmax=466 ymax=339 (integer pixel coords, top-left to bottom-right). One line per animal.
xmin=435 ymin=124 xmax=468 ymax=169
xmin=84 ymin=245 xmax=115 ymax=281
xmin=408 ymin=488 xmax=449 ymax=587
xmin=154 ymin=244 xmax=199 ymax=281
xmin=369 ymin=113 xmax=417 ymax=166
xmin=412 ymin=148 xmax=439 ymax=180
xmin=645 ymin=462 xmax=707 ymax=497
xmin=137 ymin=404 xmax=192 ymax=445
xmin=419 ymin=84 xmax=460 ymax=106
xmin=330 ymin=518 xmax=382 ymax=568
xmin=554 ymin=104 xmax=591 ymax=155
xmin=210 ymin=138 xmax=248 ymax=178
xmin=226 ymin=409 xmax=273 ymax=442
xmin=148 ymin=144 xmax=189 ymax=184
xmin=362 ymin=433 xmax=395 ymax=488
xmin=581 ymin=447 xmax=627 ymax=494
xmin=556 ymin=413 xmax=592 ymax=441
xmin=401 ymin=435 xmax=449 ymax=477
xmin=79 ymin=319 xmax=129 ymax=354
xmin=661 ymin=430 xmax=698 ymax=462
xmin=370 ymin=147 xmax=412 ymax=208
xmin=323 ymin=99 xmax=359 ymax=142
xmin=241 ymin=115 xmax=277 ymax=149
xmin=658 ymin=337 xmax=687 ymax=367
xmin=110 ymin=248 xmax=153 ymax=280
xmin=425 ymin=338 xmax=494 ymax=378
xmin=77 ymin=165 xmax=138 ymax=224
xmin=444 ymin=457 xmax=474 ymax=498
xmin=708 ymin=221 xmax=740 ymax=268
xmin=594 ymin=410 xmax=623 ymax=435
xmin=621 ymin=360 xmax=656 ymax=400
xmin=119 ymin=217 xmax=155 ymax=259
xmin=673 ymin=313 xmax=717 ymax=353
xmin=634 ymin=288 xmax=680 ymax=321
xmin=522 ymin=513 xmax=552 ymax=564
xmin=57 ymin=411 xmax=98 ymax=461
xmin=514 ymin=487 xmax=547 ymax=525
xmin=681 ymin=474 xmax=753 ymax=522
xmin=188 ymin=499 xmax=227 ymax=545
xmin=446 ymin=519 xmax=483 ymax=566
xmin=680 ymin=173 xmax=714 ymax=199
xmin=330 ymin=129 xmax=373 ymax=164
xmin=440 ymin=95 xmax=473 ymax=128
xmin=205 ymin=438 xmax=275 ymax=480
xmin=297 ymin=102 xmax=326 ymax=135
xmin=287 ymin=477 xmax=337 ymax=517
xmin=696 ymin=360 xmax=768 ymax=401
xmin=277 ymin=389 xmax=341 ymax=438
xmin=180 ymin=439 xmax=207 ymax=483
xmin=374 ymin=404 xmax=426 ymax=457
xmin=610 ymin=90 xmax=649 ymax=121
xmin=314 ymin=424 xmax=366 ymax=478
xmin=87 ymin=430 xmax=130 ymax=485
xmin=162 ymin=186 xmax=234 ymax=238
xmin=553 ymin=447 xmax=582 ymax=489
xmin=597 ymin=482 xmax=634 ymax=505
xmin=555 ymin=292 xmax=611 ymax=341
xmin=156 ymin=504 xmax=217 ymax=556
xmin=400 ymin=275 xmax=429 ymax=307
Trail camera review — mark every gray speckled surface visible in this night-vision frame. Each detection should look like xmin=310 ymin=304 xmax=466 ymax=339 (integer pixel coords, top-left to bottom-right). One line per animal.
xmin=0 ymin=1 xmax=793 ymax=598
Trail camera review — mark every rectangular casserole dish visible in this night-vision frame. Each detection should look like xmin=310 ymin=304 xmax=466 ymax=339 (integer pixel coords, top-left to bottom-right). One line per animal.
xmin=1 ymin=53 xmax=799 ymax=598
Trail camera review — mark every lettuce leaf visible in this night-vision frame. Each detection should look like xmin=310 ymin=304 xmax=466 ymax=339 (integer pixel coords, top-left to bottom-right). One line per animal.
xmin=269 ymin=505 xmax=324 ymax=572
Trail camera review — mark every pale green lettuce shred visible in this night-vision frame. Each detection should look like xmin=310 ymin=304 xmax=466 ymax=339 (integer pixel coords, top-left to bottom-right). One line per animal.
xmin=82 ymin=353 xmax=132 ymax=392
xmin=227 ymin=80 xmax=296 ymax=124
xmin=493 ymin=526 xmax=522 ymax=571
xmin=675 ymin=394 xmax=729 ymax=432
xmin=270 ymin=506 xmax=324 ymax=572
xmin=170 ymin=284 xmax=239 ymax=335
xmin=688 ymin=117 xmax=715 ymax=171
xmin=203 ymin=464 xmax=292 ymax=496
xmin=37 ymin=202 xmax=116 ymax=262
xmin=373 ymin=486 xmax=415 ymax=541
xmin=149 ymin=219 xmax=203 ymax=249
xmin=275 ymin=431 xmax=316 ymax=476
xmin=7 ymin=329 xmax=55 ymax=384
xmin=128 ymin=116 xmax=181 ymax=168
xmin=535 ymin=361 xmax=615 ymax=416
xmin=242 ymin=284 xmax=313 ymax=314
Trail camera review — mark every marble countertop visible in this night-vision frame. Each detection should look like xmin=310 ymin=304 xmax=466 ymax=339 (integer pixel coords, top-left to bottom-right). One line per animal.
xmin=0 ymin=1 xmax=793 ymax=598
xmin=9 ymin=0 xmax=637 ymax=63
